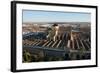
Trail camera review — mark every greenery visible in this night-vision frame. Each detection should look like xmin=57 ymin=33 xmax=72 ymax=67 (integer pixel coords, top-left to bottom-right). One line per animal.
xmin=23 ymin=50 xmax=32 ymax=62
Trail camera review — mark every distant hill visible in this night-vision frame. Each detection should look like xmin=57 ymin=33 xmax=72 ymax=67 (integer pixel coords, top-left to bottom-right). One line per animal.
xmin=23 ymin=22 xmax=90 ymax=28
xmin=23 ymin=22 xmax=90 ymax=24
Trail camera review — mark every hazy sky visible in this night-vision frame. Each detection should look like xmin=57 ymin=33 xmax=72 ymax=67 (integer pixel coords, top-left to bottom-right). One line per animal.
xmin=23 ymin=10 xmax=91 ymax=23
